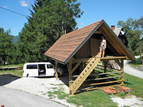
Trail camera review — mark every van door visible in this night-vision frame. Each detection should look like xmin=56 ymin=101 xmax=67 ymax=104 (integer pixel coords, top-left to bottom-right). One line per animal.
xmin=38 ymin=64 xmax=46 ymax=76
xmin=26 ymin=64 xmax=38 ymax=77
xmin=46 ymin=64 xmax=55 ymax=76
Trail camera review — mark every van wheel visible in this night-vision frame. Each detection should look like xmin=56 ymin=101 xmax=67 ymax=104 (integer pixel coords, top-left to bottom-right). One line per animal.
xmin=26 ymin=74 xmax=29 ymax=77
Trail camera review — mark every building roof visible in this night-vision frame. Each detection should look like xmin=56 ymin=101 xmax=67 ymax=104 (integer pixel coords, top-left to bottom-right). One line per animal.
xmin=112 ymin=27 xmax=125 ymax=36
xmin=113 ymin=28 xmax=121 ymax=36
xmin=44 ymin=20 xmax=134 ymax=64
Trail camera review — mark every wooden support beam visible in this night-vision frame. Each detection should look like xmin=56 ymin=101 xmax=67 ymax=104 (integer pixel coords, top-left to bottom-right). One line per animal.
xmin=73 ymin=56 xmax=127 ymax=63
xmin=96 ymin=71 xmax=123 ymax=76
xmin=71 ymin=61 xmax=81 ymax=74
xmin=68 ymin=61 xmax=73 ymax=95
xmin=68 ymin=61 xmax=72 ymax=82
xmin=100 ymin=56 xmax=127 ymax=60
xmin=84 ymin=84 xmax=122 ymax=91
xmin=103 ymin=61 xmax=107 ymax=73
xmin=88 ymin=80 xmax=123 ymax=86
xmin=87 ymin=75 xmax=121 ymax=81
xmin=67 ymin=60 xmax=73 ymax=94
xmin=55 ymin=61 xmax=59 ymax=80
xmin=120 ymin=60 xmax=124 ymax=85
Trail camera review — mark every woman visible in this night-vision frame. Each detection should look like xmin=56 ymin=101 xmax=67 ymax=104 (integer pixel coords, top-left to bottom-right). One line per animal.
xmin=99 ymin=36 xmax=107 ymax=57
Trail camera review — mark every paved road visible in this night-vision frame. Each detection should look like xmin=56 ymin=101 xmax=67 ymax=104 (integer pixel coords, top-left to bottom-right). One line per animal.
xmin=0 ymin=87 xmax=65 ymax=107
xmin=124 ymin=60 xmax=143 ymax=79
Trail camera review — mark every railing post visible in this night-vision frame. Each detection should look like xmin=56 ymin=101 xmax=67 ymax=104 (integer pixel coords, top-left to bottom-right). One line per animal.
xmin=121 ymin=60 xmax=124 ymax=85
xmin=68 ymin=60 xmax=73 ymax=94
xmin=55 ymin=61 xmax=59 ymax=80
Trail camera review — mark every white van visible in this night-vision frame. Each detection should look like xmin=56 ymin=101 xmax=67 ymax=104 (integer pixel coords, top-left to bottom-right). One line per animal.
xmin=23 ymin=62 xmax=60 ymax=77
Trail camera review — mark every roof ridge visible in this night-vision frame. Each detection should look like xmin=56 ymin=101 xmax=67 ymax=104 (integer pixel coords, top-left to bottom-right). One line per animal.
xmin=62 ymin=21 xmax=101 ymax=37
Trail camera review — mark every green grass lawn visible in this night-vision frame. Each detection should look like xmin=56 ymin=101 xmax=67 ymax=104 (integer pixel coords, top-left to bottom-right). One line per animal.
xmin=48 ymin=73 xmax=143 ymax=107
xmin=124 ymin=73 xmax=143 ymax=98
xmin=0 ymin=64 xmax=23 ymax=77
xmin=67 ymin=90 xmax=117 ymax=107
xmin=0 ymin=70 xmax=23 ymax=77
xmin=48 ymin=89 xmax=117 ymax=107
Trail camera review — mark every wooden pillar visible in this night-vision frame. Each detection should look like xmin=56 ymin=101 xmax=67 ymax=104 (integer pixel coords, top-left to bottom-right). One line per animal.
xmin=103 ymin=61 xmax=107 ymax=73
xmin=55 ymin=61 xmax=59 ymax=80
xmin=68 ymin=60 xmax=73 ymax=94
xmin=120 ymin=60 xmax=124 ymax=85
xmin=68 ymin=61 xmax=72 ymax=86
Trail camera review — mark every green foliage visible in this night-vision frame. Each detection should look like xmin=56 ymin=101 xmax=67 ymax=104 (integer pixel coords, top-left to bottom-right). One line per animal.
xmin=129 ymin=57 xmax=142 ymax=65
xmin=118 ymin=17 xmax=143 ymax=55
xmin=18 ymin=0 xmax=83 ymax=62
xmin=0 ymin=28 xmax=15 ymax=65
xmin=0 ymin=63 xmax=23 ymax=68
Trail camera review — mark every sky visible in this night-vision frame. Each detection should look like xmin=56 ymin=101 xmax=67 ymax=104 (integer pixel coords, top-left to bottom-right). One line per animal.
xmin=0 ymin=0 xmax=143 ymax=36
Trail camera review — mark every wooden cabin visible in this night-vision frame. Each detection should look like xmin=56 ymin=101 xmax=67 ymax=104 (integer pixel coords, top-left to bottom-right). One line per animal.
xmin=44 ymin=20 xmax=134 ymax=95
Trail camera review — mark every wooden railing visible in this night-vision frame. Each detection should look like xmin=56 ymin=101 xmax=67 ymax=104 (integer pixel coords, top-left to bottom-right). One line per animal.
xmin=69 ymin=57 xmax=101 ymax=95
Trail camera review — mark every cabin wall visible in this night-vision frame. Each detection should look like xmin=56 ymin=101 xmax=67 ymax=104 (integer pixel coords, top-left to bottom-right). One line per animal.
xmin=75 ymin=36 xmax=101 ymax=58
xmin=90 ymin=38 xmax=101 ymax=56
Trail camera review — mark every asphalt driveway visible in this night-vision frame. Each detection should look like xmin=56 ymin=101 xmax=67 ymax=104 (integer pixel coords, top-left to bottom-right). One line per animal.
xmin=0 ymin=87 xmax=65 ymax=107
xmin=124 ymin=60 xmax=143 ymax=79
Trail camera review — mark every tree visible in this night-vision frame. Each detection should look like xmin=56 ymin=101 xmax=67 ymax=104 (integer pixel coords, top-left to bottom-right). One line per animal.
xmin=19 ymin=0 xmax=82 ymax=62
xmin=117 ymin=17 xmax=143 ymax=55
xmin=0 ymin=28 xmax=14 ymax=65
xmin=118 ymin=17 xmax=143 ymax=64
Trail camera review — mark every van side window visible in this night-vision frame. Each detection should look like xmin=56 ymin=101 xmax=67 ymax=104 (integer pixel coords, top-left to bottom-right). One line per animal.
xmin=27 ymin=64 xmax=37 ymax=69
xmin=47 ymin=64 xmax=53 ymax=68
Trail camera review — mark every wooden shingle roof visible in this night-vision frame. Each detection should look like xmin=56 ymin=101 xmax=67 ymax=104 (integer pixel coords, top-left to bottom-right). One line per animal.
xmin=45 ymin=20 xmax=134 ymax=64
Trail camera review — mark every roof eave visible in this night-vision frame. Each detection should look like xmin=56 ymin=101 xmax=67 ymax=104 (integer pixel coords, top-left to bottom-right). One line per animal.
xmin=63 ymin=20 xmax=104 ymax=64
xmin=44 ymin=53 xmax=66 ymax=64
xmin=101 ymin=20 xmax=135 ymax=60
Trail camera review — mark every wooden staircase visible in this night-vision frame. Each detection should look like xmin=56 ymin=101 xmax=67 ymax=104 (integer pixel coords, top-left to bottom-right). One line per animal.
xmin=69 ymin=57 xmax=101 ymax=95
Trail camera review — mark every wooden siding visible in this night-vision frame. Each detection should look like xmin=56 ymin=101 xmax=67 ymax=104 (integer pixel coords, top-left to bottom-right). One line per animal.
xmin=90 ymin=38 xmax=101 ymax=56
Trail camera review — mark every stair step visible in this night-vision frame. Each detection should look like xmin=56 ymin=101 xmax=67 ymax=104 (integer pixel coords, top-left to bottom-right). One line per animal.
xmin=70 ymin=57 xmax=101 ymax=94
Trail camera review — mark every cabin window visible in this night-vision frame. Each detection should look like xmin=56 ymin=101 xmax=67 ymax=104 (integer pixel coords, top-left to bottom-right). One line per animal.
xmin=27 ymin=64 xmax=37 ymax=69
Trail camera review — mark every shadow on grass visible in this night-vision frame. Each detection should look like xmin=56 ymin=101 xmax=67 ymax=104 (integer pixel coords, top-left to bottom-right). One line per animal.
xmin=0 ymin=74 xmax=20 ymax=86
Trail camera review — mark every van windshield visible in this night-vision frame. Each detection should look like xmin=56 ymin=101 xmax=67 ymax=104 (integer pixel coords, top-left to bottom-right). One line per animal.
xmin=47 ymin=64 xmax=53 ymax=68
xmin=27 ymin=64 xmax=37 ymax=69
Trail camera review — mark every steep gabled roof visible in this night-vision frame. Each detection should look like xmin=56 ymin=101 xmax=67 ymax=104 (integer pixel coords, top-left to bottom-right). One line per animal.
xmin=44 ymin=20 xmax=134 ymax=64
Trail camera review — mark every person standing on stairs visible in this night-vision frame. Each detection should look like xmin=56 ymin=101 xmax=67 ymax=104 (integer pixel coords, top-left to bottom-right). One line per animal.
xmin=99 ymin=36 xmax=107 ymax=57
